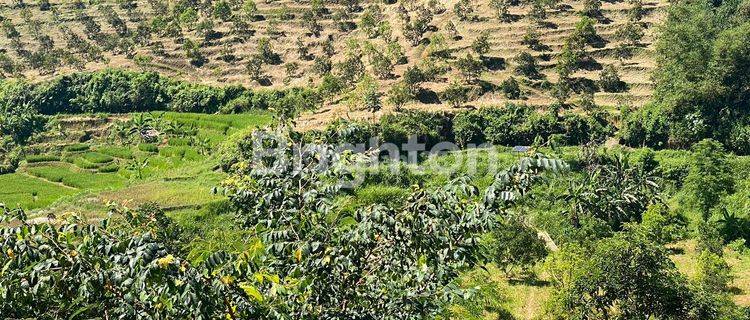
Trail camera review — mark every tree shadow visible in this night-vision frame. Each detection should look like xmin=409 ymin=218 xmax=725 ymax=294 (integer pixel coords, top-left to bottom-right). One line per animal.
xmin=501 ymin=14 xmax=524 ymax=23
xmin=508 ymin=277 xmax=551 ymax=287
xmin=416 ymin=89 xmax=441 ymax=104
xmin=570 ymin=77 xmax=599 ymax=93
xmin=257 ymin=78 xmax=273 ymax=86
xmin=483 ymin=56 xmax=506 ymax=71
xmin=477 ymin=80 xmax=500 ymax=94
xmin=578 ymin=57 xmax=603 ymax=71
xmin=539 ymin=21 xmax=558 ymax=29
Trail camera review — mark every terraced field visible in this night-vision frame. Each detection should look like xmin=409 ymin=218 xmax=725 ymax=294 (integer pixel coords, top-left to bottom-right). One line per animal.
xmin=2 ymin=110 xmax=273 ymax=212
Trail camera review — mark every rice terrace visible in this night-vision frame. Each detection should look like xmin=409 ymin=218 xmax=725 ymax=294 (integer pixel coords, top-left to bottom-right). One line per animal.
xmin=1 ymin=0 xmax=750 ymax=318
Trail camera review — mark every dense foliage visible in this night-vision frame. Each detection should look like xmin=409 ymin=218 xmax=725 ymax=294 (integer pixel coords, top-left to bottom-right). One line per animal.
xmin=303 ymin=106 xmax=611 ymax=150
xmin=219 ymin=126 xmax=568 ymax=318
xmin=0 ymin=203 xmax=255 ymax=319
xmin=0 ymin=69 xmax=318 ymax=145
xmin=621 ymin=0 xmax=750 ymax=153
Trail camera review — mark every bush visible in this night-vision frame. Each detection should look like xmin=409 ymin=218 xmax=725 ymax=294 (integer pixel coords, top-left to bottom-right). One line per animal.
xmin=490 ymin=218 xmax=548 ymax=275
xmin=599 ymin=65 xmax=626 ymax=92
xmin=453 ymin=104 xmax=610 ymax=147
xmin=513 ymin=52 xmax=539 ymax=79
xmin=501 ymin=77 xmax=521 ymax=99
xmin=441 ymin=81 xmax=470 ymax=108
xmin=619 ymin=104 xmax=670 ymax=149
xmin=379 ymin=110 xmax=453 ymax=148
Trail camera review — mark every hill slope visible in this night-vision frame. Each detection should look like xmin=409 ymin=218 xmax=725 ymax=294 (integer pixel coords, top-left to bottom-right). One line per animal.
xmin=0 ymin=0 xmax=665 ymax=124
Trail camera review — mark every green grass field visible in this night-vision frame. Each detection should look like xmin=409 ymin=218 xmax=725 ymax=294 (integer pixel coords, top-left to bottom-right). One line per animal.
xmin=1 ymin=111 xmax=275 ymax=211
xmin=0 ymin=173 xmax=78 ymax=210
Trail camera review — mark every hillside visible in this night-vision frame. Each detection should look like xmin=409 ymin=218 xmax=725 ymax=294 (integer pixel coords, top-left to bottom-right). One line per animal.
xmin=0 ymin=0 xmax=663 ymax=128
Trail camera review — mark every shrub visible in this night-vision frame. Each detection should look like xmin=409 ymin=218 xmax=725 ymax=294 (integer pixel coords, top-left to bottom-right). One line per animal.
xmin=455 ymin=53 xmax=485 ymax=83
xmin=501 ymin=77 xmax=521 ymax=99
xmin=599 ymin=64 xmax=626 ymax=92
xmin=490 ymin=218 xmax=548 ymax=275
xmin=379 ymin=110 xmax=452 ymax=148
xmin=441 ymin=81 xmax=470 ymax=108
xmin=619 ymin=104 xmax=670 ymax=149
xmin=513 ymin=52 xmax=539 ymax=79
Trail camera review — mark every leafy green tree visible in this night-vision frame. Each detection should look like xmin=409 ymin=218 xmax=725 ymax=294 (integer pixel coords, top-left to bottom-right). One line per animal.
xmin=0 ymin=205 xmax=255 ymax=319
xmin=490 ymin=217 xmax=548 ymax=275
xmin=581 ymin=0 xmax=602 ymax=17
xmin=599 ymin=64 xmax=626 ymax=92
xmin=529 ymin=1 xmax=547 ymax=25
xmin=221 ymin=133 xmax=566 ymax=317
xmin=501 ymin=76 xmax=521 ymax=99
xmin=454 ymin=0 xmax=474 ymax=21
xmin=441 ymin=80 xmax=470 ymax=107
xmin=313 ymin=55 xmax=332 ymax=75
xmin=546 ymin=230 xmax=694 ymax=319
xmin=257 ymin=37 xmax=280 ymax=64
xmin=513 ymin=52 xmax=539 ymax=79
xmin=386 ymin=81 xmax=411 ymax=111
xmin=471 ymin=31 xmax=491 ymax=58
xmin=348 ymin=74 xmax=381 ymax=112
xmin=213 ymin=0 xmax=233 ymax=21
xmin=490 ymin=0 xmax=511 ymax=22
xmin=455 ymin=53 xmax=485 ymax=83
xmin=445 ymin=20 xmax=460 ymax=40
xmin=696 ymin=250 xmax=733 ymax=293
xmin=302 ymin=10 xmax=322 ymax=37
xmin=183 ymin=39 xmax=205 ymax=67
xmin=246 ymin=54 xmax=265 ymax=82
xmin=684 ymin=139 xmax=734 ymax=220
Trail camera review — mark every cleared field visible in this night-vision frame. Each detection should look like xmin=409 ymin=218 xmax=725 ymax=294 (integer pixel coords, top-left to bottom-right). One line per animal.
xmin=0 ymin=173 xmax=78 ymax=209
xmin=26 ymin=162 xmax=128 ymax=190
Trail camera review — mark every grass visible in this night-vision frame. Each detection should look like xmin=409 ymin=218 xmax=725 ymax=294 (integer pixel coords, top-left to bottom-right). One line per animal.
xmin=96 ymin=146 xmax=134 ymax=159
xmin=81 ymin=152 xmax=115 ymax=164
xmin=138 ymin=143 xmax=159 ymax=153
xmin=26 ymin=163 xmax=127 ymax=190
xmin=73 ymin=157 xmax=101 ymax=170
xmin=0 ymin=173 xmax=78 ymax=210
xmin=64 ymin=143 xmax=90 ymax=152
xmin=25 ymin=154 xmax=61 ymax=163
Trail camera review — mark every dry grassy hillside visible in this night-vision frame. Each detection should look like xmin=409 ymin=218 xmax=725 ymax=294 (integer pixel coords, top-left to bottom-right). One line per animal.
xmin=0 ymin=0 xmax=666 ymax=127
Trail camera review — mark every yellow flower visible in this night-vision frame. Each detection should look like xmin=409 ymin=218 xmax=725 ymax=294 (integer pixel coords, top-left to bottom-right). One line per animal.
xmin=69 ymin=250 xmax=78 ymax=257
xmin=221 ymin=275 xmax=234 ymax=285
xmin=157 ymin=254 xmax=175 ymax=268
xmin=7 ymin=248 xmax=14 ymax=259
